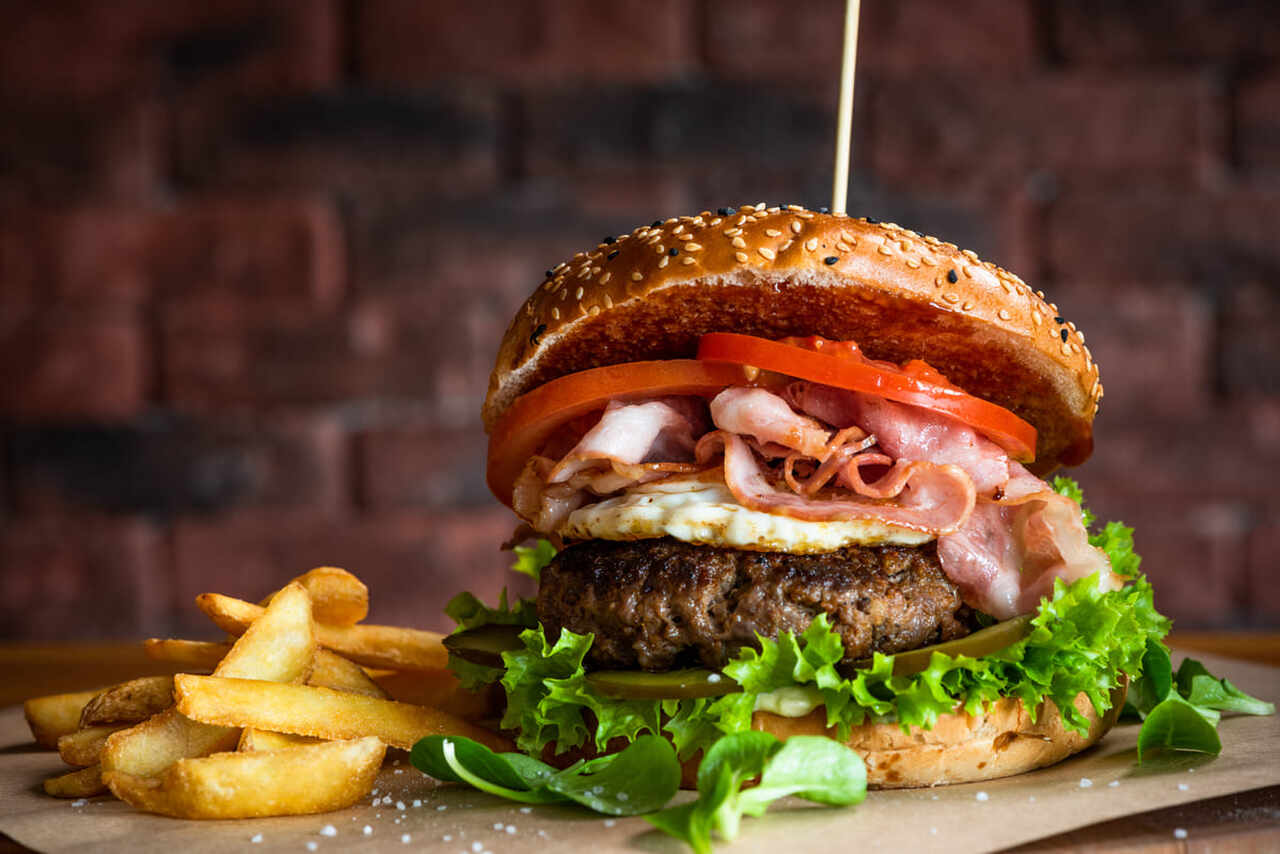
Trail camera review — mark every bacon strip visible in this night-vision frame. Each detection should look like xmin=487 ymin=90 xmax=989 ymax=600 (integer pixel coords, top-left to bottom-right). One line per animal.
xmin=697 ymin=431 xmax=975 ymax=533
xmin=549 ymin=398 xmax=704 ymax=484
xmin=710 ymin=387 xmax=833 ymax=460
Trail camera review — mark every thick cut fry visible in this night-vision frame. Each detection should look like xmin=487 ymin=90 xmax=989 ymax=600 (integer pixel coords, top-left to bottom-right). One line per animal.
xmin=368 ymin=668 xmax=459 ymax=708
xmin=103 ymin=583 xmax=315 ymax=780
xmin=59 ymin=725 xmax=129 ymax=767
xmin=307 ymin=650 xmax=388 ymax=698
xmin=261 ymin=566 xmax=368 ymax=626
xmin=198 ymin=592 xmax=447 ymax=671
xmin=44 ymin=764 xmax=107 ymax=798
xmin=142 ymin=638 xmax=228 ymax=670
xmin=104 ymin=737 xmax=384 ymax=819
xmin=174 ymin=674 xmax=512 ymax=753
xmin=24 ymin=690 xmax=101 ymax=749
xmin=237 ymin=729 xmax=323 ymax=752
xmin=80 ymin=676 xmax=174 ymax=727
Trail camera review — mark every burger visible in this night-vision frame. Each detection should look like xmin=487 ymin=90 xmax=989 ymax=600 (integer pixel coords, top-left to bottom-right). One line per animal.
xmin=444 ymin=203 xmax=1167 ymax=788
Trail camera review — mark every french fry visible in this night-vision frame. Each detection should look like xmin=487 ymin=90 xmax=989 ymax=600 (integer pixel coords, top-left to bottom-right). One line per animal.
xmin=59 ymin=725 xmax=129 ymax=767
xmin=24 ymin=689 xmax=102 ymax=749
xmin=368 ymin=667 xmax=459 ymax=708
xmin=307 ymin=650 xmax=388 ymax=698
xmin=174 ymin=674 xmax=513 ymax=752
xmin=197 ymin=592 xmax=447 ymax=671
xmin=237 ymin=729 xmax=323 ymax=752
xmin=80 ymin=676 xmax=174 ymax=728
xmin=102 ymin=582 xmax=316 ymax=781
xmin=44 ymin=764 xmax=107 ymax=799
xmin=142 ymin=638 xmax=228 ymax=670
xmin=261 ymin=566 xmax=368 ymax=626
xmin=105 ymin=738 xmax=384 ymax=819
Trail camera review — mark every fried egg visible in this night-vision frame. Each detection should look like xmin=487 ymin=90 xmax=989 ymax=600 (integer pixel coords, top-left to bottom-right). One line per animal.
xmin=559 ymin=479 xmax=933 ymax=553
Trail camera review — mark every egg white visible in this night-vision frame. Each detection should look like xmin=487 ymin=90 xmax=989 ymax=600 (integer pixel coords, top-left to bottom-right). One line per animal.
xmin=559 ymin=479 xmax=933 ymax=553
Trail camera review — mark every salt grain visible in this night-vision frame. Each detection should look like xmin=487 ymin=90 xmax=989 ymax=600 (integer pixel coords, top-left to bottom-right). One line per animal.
xmin=975 ymin=791 xmax=989 ymax=802
xmin=1178 ymin=783 xmax=1189 ymax=791
xmin=319 ymin=825 xmax=337 ymax=837
xmin=71 ymin=799 xmax=87 ymax=808
xmin=1079 ymin=778 xmax=1093 ymax=788
xmin=604 ymin=819 xmax=617 ymax=827
xmin=401 ymin=834 xmax=411 ymax=844
xmin=1174 ymin=828 xmax=1188 ymax=839
xmin=306 ymin=843 xmax=318 ymax=852
xmin=494 ymin=822 xmax=504 ymax=830
xmin=412 ymin=799 xmax=422 ymax=808
xmin=251 ymin=834 xmax=263 ymax=844
xmin=506 ymin=826 xmax=516 ymax=835
xmin=1108 ymin=781 xmax=1120 ymax=788
xmin=437 ymin=805 xmax=448 ymax=811
xmin=396 ymin=801 xmax=406 ymax=811
xmin=443 ymin=835 xmax=453 ymax=842
xmin=519 ymin=807 xmax=532 ymax=814
xmin=472 ymin=843 xmax=484 ymax=852
xmin=363 ymin=826 xmax=373 ymax=836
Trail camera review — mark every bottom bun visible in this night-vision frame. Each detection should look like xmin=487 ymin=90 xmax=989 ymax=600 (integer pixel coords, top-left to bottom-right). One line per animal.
xmin=753 ymin=681 xmax=1127 ymax=789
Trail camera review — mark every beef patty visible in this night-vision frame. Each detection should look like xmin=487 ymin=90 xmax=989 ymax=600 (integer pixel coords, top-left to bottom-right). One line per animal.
xmin=537 ymin=538 xmax=975 ymax=671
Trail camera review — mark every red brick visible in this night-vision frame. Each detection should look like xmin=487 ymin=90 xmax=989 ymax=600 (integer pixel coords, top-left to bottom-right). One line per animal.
xmin=359 ymin=0 xmax=695 ymax=85
xmin=0 ymin=198 xmax=344 ymax=308
xmin=1046 ymin=282 xmax=1212 ymax=418
xmin=0 ymin=306 xmax=148 ymax=420
xmin=1046 ymin=189 xmax=1280 ymax=285
xmin=1054 ymin=1 xmax=1280 ymax=65
xmin=176 ymin=89 xmax=500 ymax=198
xmin=870 ymin=73 xmax=1215 ymax=196
xmin=357 ymin=428 xmax=491 ymax=509
xmin=171 ymin=509 xmax=526 ymax=635
xmin=1247 ymin=511 xmax=1280 ymax=621
xmin=0 ymin=514 xmax=167 ymax=639
xmin=1239 ymin=71 xmax=1280 ymax=175
xmin=0 ymin=99 xmax=163 ymax=205
xmin=11 ymin=413 xmax=349 ymax=516
xmin=706 ymin=0 xmax=1037 ymax=80
xmin=1222 ymin=284 xmax=1280 ymax=396
xmin=0 ymin=0 xmax=339 ymax=100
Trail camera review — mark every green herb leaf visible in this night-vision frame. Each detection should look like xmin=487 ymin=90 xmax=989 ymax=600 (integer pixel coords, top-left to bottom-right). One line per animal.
xmin=739 ymin=735 xmax=867 ymax=811
xmin=1130 ymin=638 xmax=1174 ymax=716
xmin=511 ymin=539 xmax=557 ymax=582
xmin=1136 ymin=696 xmax=1222 ymax=761
xmin=410 ymin=736 xmax=564 ymax=804
xmin=545 ymin=735 xmax=682 ymax=815
xmin=1175 ymin=658 xmax=1276 ymax=717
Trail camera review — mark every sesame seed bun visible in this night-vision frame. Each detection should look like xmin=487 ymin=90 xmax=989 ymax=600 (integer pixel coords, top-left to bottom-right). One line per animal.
xmin=485 ymin=204 xmax=1101 ymax=471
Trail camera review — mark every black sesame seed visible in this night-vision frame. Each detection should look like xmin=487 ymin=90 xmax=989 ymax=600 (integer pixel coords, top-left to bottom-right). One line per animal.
xmin=607 ymin=250 xmax=619 ymax=260
xmin=668 ymin=248 xmax=679 ymax=257
xmin=947 ymin=269 xmax=958 ymax=283
xmin=652 ymin=220 xmax=663 ymax=228
xmin=865 ymin=216 xmax=878 ymax=224
xmin=603 ymin=236 xmax=615 ymax=245
xmin=818 ymin=207 xmax=830 ymax=214
xmin=1054 ymin=316 xmax=1066 ymax=324
xmin=717 ymin=207 xmax=736 ymax=216
xmin=824 ymin=256 xmax=839 ymax=265
xmin=530 ymin=324 xmax=547 ymax=346
xmin=1060 ymin=328 xmax=1069 ymax=343
xmin=544 ymin=269 xmax=554 ymax=278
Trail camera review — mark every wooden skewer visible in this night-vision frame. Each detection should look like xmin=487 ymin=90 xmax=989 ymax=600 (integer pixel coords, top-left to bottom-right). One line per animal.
xmin=831 ymin=0 xmax=862 ymax=215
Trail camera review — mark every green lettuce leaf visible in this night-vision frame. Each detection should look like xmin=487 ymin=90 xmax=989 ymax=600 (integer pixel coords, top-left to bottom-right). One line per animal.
xmin=444 ymin=588 xmax=538 ymax=633
xmin=511 ymin=539 xmax=557 ymax=582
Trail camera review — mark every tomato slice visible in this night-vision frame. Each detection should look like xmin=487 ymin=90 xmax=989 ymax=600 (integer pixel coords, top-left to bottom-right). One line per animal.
xmin=486 ymin=360 xmax=750 ymax=506
xmin=696 ymin=333 xmax=1037 ymax=462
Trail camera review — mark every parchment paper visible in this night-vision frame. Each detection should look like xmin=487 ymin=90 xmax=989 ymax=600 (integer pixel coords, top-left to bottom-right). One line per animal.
xmin=2 ymin=653 xmax=1277 ymax=854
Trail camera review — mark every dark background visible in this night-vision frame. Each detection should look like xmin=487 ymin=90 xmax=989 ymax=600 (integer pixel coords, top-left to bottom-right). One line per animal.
xmin=1 ymin=0 xmax=1277 ymax=640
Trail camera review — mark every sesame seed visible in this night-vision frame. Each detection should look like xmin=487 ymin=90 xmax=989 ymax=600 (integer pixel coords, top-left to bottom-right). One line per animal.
xmin=961 ymin=300 xmax=974 ymax=310
xmin=1060 ymin=328 xmax=1069 ymax=343
xmin=1054 ymin=316 xmax=1066 ymax=324
xmin=1032 ymin=311 xmax=1042 ymax=325
xmin=551 ymin=307 xmax=560 ymax=320
xmin=655 ymin=244 xmax=665 ymax=254
xmin=758 ymin=247 xmax=776 ymax=260
xmin=735 ymin=251 xmax=749 ymax=263
xmin=724 ymin=227 xmax=742 ymax=237
xmin=718 ymin=207 xmax=737 ymax=216
xmin=1061 ymin=342 xmax=1073 ymax=355
xmin=668 ymin=247 xmax=679 ymax=257
xmin=962 ymin=249 xmax=979 ymax=261
xmin=681 ymin=256 xmax=695 ymax=265
xmin=804 ymin=238 xmax=818 ymax=251
xmin=589 ymin=305 xmax=601 ymax=316
xmin=602 ymin=236 xmax=615 ymax=245
xmin=599 ymin=272 xmax=611 ymax=284
xmin=780 ymin=239 xmax=793 ymax=251
xmin=603 ymin=295 xmax=613 ymax=308
xmin=998 ymin=309 xmax=1012 ymax=320
xmin=877 ymin=245 xmax=893 ymax=256
xmin=607 ymin=250 xmax=619 ymax=260
xmin=684 ymin=242 xmax=702 ymax=251
xmin=947 ymin=269 xmax=958 ymax=283
xmin=865 ymin=216 xmax=877 ymax=224
xmin=590 ymin=266 xmax=600 ymax=275
xmin=791 ymin=221 xmax=802 ymax=234
xmin=765 ymin=228 xmax=782 ymax=237
xmin=944 ymin=293 xmax=960 ymax=303
xmin=906 ymin=259 xmax=920 ymax=269
xmin=574 ymin=286 xmax=584 ymax=300
xmin=709 ymin=217 xmax=722 ymax=226
xmin=838 ymin=241 xmax=853 ymax=253
xmin=630 ymin=272 xmax=642 ymax=282
xmin=818 ymin=206 xmax=830 ymax=214
xmin=732 ymin=236 xmax=747 ymax=248
xmin=824 ymin=256 xmax=838 ymax=265
xmin=658 ymin=256 xmax=669 ymax=268
xmin=651 ymin=220 xmax=662 ymax=228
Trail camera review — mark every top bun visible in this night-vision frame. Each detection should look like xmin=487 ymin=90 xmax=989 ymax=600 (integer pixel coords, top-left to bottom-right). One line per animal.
xmin=485 ymin=204 xmax=1101 ymax=471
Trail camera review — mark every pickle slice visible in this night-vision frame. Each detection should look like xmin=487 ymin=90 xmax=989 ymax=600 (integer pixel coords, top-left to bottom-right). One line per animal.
xmin=586 ymin=669 xmax=741 ymax=700
xmin=442 ymin=624 xmax=525 ymax=668
xmin=850 ymin=613 xmax=1035 ymax=676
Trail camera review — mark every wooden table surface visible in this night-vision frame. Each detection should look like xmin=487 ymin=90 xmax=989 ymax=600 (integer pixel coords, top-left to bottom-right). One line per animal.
xmin=3 ymin=632 xmax=1278 ymax=852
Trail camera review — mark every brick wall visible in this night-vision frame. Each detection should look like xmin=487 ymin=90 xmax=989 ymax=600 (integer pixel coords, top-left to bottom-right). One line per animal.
xmin=1 ymin=0 xmax=1277 ymax=639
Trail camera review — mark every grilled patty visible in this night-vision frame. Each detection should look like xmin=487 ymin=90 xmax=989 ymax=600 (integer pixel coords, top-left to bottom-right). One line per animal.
xmin=537 ymin=538 xmax=975 ymax=671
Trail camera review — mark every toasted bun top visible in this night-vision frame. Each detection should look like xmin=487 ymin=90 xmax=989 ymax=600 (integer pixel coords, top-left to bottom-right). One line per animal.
xmin=485 ymin=204 xmax=1101 ymax=471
